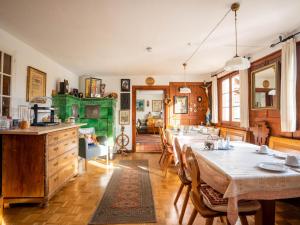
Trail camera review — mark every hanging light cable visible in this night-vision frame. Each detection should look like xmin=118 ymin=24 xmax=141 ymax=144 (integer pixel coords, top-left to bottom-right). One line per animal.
xmin=179 ymin=63 xmax=191 ymax=93
xmin=179 ymin=6 xmax=231 ymax=93
xmin=183 ymin=7 xmax=231 ymax=65
xmin=224 ymin=3 xmax=250 ymax=71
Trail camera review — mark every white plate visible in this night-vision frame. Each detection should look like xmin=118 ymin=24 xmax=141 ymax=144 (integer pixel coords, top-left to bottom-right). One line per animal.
xmin=273 ymin=153 xmax=287 ymax=159
xmin=285 ymin=162 xmax=300 ymax=168
xmin=258 ymin=162 xmax=288 ymax=172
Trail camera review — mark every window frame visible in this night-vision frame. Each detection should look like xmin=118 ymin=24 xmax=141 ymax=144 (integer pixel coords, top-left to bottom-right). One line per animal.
xmin=0 ymin=50 xmax=13 ymax=117
xmin=218 ymin=71 xmax=240 ymax=127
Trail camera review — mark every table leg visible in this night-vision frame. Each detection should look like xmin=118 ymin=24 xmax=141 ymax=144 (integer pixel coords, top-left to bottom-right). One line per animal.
xmin=256 ymin=200 xmax=275 ymax=225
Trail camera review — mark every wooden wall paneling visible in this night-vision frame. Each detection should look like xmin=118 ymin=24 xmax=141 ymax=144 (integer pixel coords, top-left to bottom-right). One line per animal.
xmin=168 ymin=82 xmax=209 ymax=126
xmin=248 ymin=43 xmax=300 ymax=141
xmin=248 ymin=50 xmax=288 ymax=140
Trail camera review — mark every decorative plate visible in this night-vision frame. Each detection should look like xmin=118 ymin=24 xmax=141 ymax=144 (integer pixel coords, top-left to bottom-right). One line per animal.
xmin=145 ymin=77 xmax=155 ymax=86
xmin=262 ymin=80 xmax=270 ymax=88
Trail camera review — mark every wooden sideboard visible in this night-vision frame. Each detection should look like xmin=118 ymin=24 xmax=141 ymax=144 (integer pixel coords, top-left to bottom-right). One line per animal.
xmin=0 ymin=124 xmax=83 ymax=207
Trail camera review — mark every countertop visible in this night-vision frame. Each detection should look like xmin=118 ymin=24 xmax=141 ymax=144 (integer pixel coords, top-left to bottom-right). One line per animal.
xmin=0 ymin=123 xmax=87 ymax=135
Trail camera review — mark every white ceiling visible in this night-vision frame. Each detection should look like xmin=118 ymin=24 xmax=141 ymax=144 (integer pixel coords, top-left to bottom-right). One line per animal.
xmin=0 ymin=0 xmax=299 ymax=76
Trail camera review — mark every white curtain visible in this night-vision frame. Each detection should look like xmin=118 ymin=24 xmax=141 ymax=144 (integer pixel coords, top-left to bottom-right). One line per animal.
xmin=211 ymin=76 xmax=218 ymax=123
xmin=239 ymin=69 xmax=249 ymax=128
xmin=281 ymin=38 xmax=297 ymax=132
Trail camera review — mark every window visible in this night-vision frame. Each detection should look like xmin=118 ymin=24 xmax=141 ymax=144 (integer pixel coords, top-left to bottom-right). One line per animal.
xmin=219 ymin=72 xmax=240 ymax=125
xmin=0 ymin=51 xmax=12 ymax=117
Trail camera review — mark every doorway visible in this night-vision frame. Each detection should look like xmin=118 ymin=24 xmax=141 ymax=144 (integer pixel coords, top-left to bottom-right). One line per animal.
xmin=132 ymin=85 xmax=169 ymax=152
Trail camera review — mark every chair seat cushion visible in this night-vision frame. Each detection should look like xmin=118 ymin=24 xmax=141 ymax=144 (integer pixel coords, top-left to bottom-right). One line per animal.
xmin=200 ymin=184 xmax=260 ymax=212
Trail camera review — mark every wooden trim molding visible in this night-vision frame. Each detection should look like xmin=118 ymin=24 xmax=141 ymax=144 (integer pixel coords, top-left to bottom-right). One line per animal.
xmin=132 ymin=85 xmax=170 ymax=152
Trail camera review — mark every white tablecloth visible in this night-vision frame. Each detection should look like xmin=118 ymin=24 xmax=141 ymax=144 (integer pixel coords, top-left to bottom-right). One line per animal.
xmin=166 ymin=129 xmax=219 ymax=146
xmin=181 ymin=140 xmax=300 ymax=224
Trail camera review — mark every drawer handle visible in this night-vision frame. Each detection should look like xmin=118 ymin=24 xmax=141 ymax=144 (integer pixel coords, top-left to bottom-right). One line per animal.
xmin=54 ymin=176 xmax=59 ymax=181
xmin=53 ymin=147 xmax=59 ymax=151
xmin=64 ymin=133 xmax=68 ymax=137
xmin=72 ymin=152 xmax=75 ymax=155
xmin=54 ymin=137 xmax=59 ymax=140
xmin=64 ymin=156 xmax=68 ymax=160
xmin=64 ymin=143 xmax=68 ymax=146
xmin=53 ymin=162 xmax=59 ymax=166
xmin=72 ymin=140 xmax=76 ymax=144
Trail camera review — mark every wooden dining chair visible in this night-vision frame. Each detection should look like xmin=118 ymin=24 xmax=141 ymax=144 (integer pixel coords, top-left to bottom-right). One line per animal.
xmin=250 ymin=121 xmax=270 ymax=146
xmin=185 ymin=147 xmax=261 ymax=225
xmin=158 ymin=127 xmax=167 ymax=165
xmin=173 ymin=138 xmax=192 ymax=224
xmin=158 ymin=128 xmax=174 ymax=176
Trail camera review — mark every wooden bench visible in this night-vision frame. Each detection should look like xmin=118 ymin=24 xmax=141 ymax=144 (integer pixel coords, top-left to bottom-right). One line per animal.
xmin=269 ymin=136 xmax=300 ymax=154
xmin=219 ymin=127 xmax=249 ymax=142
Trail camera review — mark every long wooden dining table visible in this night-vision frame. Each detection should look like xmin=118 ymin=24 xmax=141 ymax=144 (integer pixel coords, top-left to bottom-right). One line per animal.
xmin=167 ymin=129 xmax=300 ymax=225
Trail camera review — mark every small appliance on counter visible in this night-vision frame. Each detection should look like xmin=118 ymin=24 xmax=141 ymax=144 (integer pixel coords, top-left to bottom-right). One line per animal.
xmin=59 ymin=79 xmax=69 ymax=94
xmin=31 ymin=104 xmax=59 ymax=126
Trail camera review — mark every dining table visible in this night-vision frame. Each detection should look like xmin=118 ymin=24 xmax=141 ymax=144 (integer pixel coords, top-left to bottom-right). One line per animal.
xmin=171 ymin=131 xmax=300 ymax=225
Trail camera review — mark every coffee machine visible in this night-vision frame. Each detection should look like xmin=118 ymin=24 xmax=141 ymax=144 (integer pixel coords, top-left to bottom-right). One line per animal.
xmin=31 ymin=104 xmax=58 ymax=126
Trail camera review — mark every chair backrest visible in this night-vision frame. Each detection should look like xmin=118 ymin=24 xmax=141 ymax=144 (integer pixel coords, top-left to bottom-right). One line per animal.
xmin=185 ymin=147 xmax=202 ymax=202
xmin=250 ymin=121 xmax=270 ymax=146
xmin=219 ymin=127 xmax=249 ymax=141
xmin=269 ymin=136 xmax=300 ymax=154
xmin=174 ymin=138 xmax=187 ymax=178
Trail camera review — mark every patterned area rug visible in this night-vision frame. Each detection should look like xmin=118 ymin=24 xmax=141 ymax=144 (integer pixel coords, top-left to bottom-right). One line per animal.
xmin=136 ymin=134 xmax=161 ymax=153
xmin=89 ymin=160 xmax=156 ymax=224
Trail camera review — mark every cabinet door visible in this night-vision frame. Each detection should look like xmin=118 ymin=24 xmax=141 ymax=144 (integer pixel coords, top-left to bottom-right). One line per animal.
xmin=2 ymin=135 xmax=45 ymax=197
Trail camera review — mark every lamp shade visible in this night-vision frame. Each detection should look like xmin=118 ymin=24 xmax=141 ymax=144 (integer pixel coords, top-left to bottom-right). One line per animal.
xmin=224 ymin=56 xmax=250 ymax=72
xmin=179 ymin=87 xmax=191 ymax=94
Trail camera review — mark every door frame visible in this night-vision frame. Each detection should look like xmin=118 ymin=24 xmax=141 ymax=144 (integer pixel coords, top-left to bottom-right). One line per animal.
xmin=132 ymin=85 xmax=170 ymax=152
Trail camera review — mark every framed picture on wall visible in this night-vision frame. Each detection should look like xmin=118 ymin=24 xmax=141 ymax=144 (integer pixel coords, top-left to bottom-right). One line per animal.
xmin=26 ymin=66 xmax=47 ymax=102
xmin=136 ymin=99 xmax=145 ymax=111
xmin=174 ymin=96 xmax=188 ymax=114
xmin=121 ymin=79 xmax=130 ymax=92
xmin=152 ymin=100 xmax=162 ymax=112
xmin=120 ymin=93 xmax=130 ymax=110
xmin=119 ymin=110 xmax=130 ymax=125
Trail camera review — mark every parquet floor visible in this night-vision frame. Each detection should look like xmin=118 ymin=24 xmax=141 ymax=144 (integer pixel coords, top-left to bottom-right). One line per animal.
xmin=3 ymin=153 xmax=300 ymax=225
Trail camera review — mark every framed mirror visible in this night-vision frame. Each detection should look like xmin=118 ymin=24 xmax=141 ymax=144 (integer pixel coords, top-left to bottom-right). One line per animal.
xmin=251 ymin=62 xmax=279 ymax=109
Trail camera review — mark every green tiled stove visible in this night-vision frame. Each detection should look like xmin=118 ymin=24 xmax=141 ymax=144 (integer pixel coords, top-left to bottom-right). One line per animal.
xmin=52 ymin=94 xmax=116 ymax=146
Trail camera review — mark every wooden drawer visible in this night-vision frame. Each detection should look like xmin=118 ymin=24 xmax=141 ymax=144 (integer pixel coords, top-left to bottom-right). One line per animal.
xmin=48 ymin=137 xmax=78 ymax=160
xmin=48 ymin=128 xmax=78 ymax=146
xmin=48 ymin=161 xmax=76 ymax=195
xmin=48 ymin=148 xmax=77 ymax=176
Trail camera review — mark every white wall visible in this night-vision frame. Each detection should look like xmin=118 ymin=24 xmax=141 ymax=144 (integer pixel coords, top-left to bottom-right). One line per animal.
xmin=79 ymin=73 xmax=210 ymax=150
xmin=0 ymin=28 xmax=78 ymax=118
xmin=136 ymin=90 xmax=164 ymax=121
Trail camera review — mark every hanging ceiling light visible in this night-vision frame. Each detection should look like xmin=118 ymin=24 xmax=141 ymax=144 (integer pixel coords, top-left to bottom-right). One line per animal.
xmin=179 ymin=63 xmax=191 ymax=94
xmin=224 ymin=3 xmax=250 ymax=72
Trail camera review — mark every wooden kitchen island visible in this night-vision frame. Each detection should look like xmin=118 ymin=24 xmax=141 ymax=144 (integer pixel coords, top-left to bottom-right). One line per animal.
xmin=0 ymin=123 xmax=85 ymax=207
